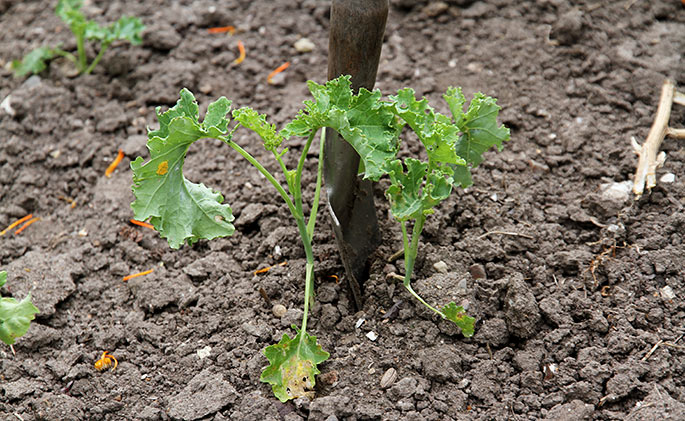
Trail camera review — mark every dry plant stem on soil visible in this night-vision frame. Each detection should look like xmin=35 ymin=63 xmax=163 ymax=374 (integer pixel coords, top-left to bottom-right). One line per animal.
xmin=632 ymin=79 xmax=685 ymax=197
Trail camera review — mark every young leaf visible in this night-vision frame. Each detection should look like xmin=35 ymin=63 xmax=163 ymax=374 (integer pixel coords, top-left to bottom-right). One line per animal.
xmin=283 ymin=76 xmax=400 ymax=180
xmin=233 ymin=107 xmax=283 ymax=152
xmin=11 ymin=46 xmax=58 ymax=77
xmin=131 ymin=90 xmax=235 ymax=249
xmin=0 ymin=271 xmax=40 ymax=346
xmin=447 ymin=89 xmax=510 ymax=188
xmin=441 ymin=302 xmax=475 ymax=337
xmin=56 ymin=0 xmax=87 ymax=37
xmin=386 ymin=158 xmax=453 ymax=221
xmin=260 ymin=326 xmax=329 ymax=402
xmin=389 ymin=88 xmax=464 ymax=167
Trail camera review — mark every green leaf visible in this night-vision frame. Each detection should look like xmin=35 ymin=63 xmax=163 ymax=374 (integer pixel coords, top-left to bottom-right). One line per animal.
xmin=448 ymin=89 xmax=509 ymax=188
xmin=441 ymin=302 xmax=475 ymax=338
xmin=283 ymin=76 xmax=400 ymax=180
xmin=107 ymin=16 xmax=144 ymax=45
xmin=56 ymin=0 xmax=87 ymax=37
xmin=233 ymin=107 xmax=283 ymax=152
xmin=86 ymin=16 xmax=144 ymax=44
xmin=386 ymin=158 xmax=453 ymax=221
xmin=131 ymin=90 xmax=235 ymax=249
xmin=11 ymin=46 xmax=58 ymax=77
xmin=260 ymin=326 xmax=329 ymax=402
xmin=0 ymin=271 xmax=40 ymax=346
xmin=389 ymin=88 xmax=464 ymax=167
xmin=386 ymin=159 xmax=428 ymax=221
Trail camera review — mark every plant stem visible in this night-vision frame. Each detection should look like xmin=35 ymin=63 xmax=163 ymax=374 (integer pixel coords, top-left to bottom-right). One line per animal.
xmin=404 ymin=283 xmax=444 ymax=318
xmin=84 ymin=42 xmax=110 ymax=74
xmin=306 ymin=129 xmax=326 ymax=239
xmin=226 ymin=139 xmax=299 ymax=219
xmin=227 ymin=134 xmax=318 ymax=338
xmin=76 ymin=35 xmax=87 ymax=72
xmin=300 ymin=260 xmax=314 ymax=337
xmin=402 ymin=214 xmax=426 ymax=287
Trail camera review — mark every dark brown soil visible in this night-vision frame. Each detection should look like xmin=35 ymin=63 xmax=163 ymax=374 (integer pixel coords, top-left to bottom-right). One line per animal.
xmin=1 ymin=1 xmax=684 ymax=420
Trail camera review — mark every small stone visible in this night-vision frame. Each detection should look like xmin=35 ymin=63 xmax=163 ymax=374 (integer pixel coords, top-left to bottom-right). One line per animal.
xmin=1 ymin=94 xmax=15 ymax=116
xmin=660 ymin=173 xmax=675 ymax=183
xmin=423 ymin=1 xmax=449 ymax=17
xmin=294 ymin=37 xmax=315 ymax=53
xmin=660 ymin=285 xmax=675 ymax=300
xmin=433 ymin=261 xmax=448 ymax=274
xmin=600 ymin=181 xmax=632 ymax=202
xmin=380 ymin=368 xmax=397 ymax=389
xmin=272 ymin=304 xmax=287 ymax=318
xmin=469 ymin=264 xmax=486 ymax=279
xmin=366 ymin=331 xmax=378 ymax=341
xmin=197 ymin=346 xmax=211 ymax=359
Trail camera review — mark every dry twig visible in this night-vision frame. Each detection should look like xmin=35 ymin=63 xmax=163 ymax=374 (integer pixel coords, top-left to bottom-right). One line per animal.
xmin=632 ymin=79 xmax=685 ymax=197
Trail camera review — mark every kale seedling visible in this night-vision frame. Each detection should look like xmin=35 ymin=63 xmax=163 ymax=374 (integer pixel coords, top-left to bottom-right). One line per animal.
xmin=130 ymin=76 xmax=398 ymax=402
xmin=378 ymin=87 xmax=510 ymax=336
xmin=129 ymin=75 xmax=507 ymax=400
xmin=11 ymin=0 xmax=144 ymax=77
xmin=0 ymin=271 xmax=40 ymax=346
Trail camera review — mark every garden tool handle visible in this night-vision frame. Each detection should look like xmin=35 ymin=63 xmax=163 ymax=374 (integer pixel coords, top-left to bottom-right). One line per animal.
xmin=325 ymin=0 xmax=388 ymax=310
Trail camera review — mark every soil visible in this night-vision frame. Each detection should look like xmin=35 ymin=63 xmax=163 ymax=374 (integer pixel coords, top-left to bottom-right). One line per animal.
xmin=1 ymin=0 xmax=684 ymax=420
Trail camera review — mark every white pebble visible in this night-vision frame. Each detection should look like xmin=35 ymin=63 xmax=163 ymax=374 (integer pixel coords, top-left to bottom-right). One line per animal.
xmin=433 ymin=261 xmax=448 ymax=274
xmin=294 ymin=37 xmax=315 ymax=53
xmin=660 ymin=173 xmax=675 ymax=183
xmin=272 ymin=304 xmax=287 ymax=318
xmin=197 ymin=346 xmax=211 ymax=359
xmin=660 ymin=286 xmax=676 ymax=300
xmin=366 ymin=331 xmax=378 ymax=341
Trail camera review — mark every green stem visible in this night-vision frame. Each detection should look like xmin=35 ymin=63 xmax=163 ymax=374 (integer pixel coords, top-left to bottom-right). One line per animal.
xmin=227 ymin=135 xmax=317 ymax=337
xmin=76 ymin=35 xmax=87 ymax=71
xmin=404 ymin=283 xmax=445 ymax=319
xmin=53 ymin=48 xmax=77 ymax=64
xmin=306 ymin=129 xmax=325 ymax=239
xmin=402 ymin=214 xmax=426 ymax=287
xmin=300 ymin=260 xmax=314 ymax=336
xmin=226 ymin=139 xmax=298 ymax=219
xmin=84 ymin=42 xmax=110 ymax=74
xmin=291 ymin=130 xmax=317 ymax=223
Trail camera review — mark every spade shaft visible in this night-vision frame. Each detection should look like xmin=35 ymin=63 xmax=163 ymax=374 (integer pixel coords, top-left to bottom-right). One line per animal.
xmin=325 ymin=0 xmax=388 ymax=309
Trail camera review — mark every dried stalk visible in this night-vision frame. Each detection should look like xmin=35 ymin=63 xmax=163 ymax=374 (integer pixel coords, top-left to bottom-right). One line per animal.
xmin=632 ymin=79 xmax=685 ymax=197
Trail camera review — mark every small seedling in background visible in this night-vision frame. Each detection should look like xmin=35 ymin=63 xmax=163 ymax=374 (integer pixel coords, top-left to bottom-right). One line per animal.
xmin=11 ymin=0 xmax=144 ymax=77
xmin=0 ymin=270 xmax=40 ymax=346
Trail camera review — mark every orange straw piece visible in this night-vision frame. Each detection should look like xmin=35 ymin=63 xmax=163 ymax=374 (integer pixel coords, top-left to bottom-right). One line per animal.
xmin=253 ymin=261 xmax=287 ymax=275
xmin=207 ymin=26 xmax=235 ymax=34
xmin=129 ymin=219 xmax=155 ymax=230
xmin=233 ymin=40 xmax=245 ymax=65
xmin=122 ymin=269 xmax=154 ymax=282
xmin=267 ymin=61 xmax=290 ymax=84
xmin=105 ymin=150 xmax=125 ymax=178
xmin=0 ymin=214 xmax=33 ymax=236
xmin=14 ymin=217 xmax=40 ymax=235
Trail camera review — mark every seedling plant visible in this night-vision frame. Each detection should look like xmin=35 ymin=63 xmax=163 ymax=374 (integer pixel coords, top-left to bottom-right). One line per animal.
xmin=11 ymin=0 xmax=144 ymax=77
xmin=0 ymin=271 xmax=39 ymax=346
xmin=130 ymin=75 xmax=508 ymax=401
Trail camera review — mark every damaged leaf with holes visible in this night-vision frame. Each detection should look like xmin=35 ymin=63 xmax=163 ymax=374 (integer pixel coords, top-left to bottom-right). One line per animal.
xmin=261 ymin=326 xmax=329 ymax=402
